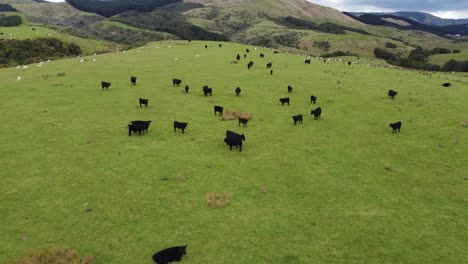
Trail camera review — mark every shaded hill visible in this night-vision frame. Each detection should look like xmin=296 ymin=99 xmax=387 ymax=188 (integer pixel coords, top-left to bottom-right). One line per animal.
xmin=349 ymin=11 xmax=468 ymax=27
xmin=65 ymin=0 xmax=182 ymax=17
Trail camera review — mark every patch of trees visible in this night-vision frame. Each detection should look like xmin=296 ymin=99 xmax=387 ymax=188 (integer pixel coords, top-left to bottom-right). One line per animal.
xmin=385 ymin=42 xmax=397 ymax=48
xmin=374 ymin=46 xmax=467 ymax=72
xmin=322 ymin=51 xmax=359 ymax=58
xmin=313 ymin=41 xmax=331 ymax=52
xmin=0 ymin=15 xmax=21 ymax=27
xmin=65 ymin=0 xmax=182 ymax=17
xmin=274 ymin=16 xmax=372 ymax=35
xmin=112 ymin=4 xmax=227 ymax=41
xmin=0 ymin=38 xmax=81 ymax=67
xmin=0 ymin=4 xmax=17 ymax=12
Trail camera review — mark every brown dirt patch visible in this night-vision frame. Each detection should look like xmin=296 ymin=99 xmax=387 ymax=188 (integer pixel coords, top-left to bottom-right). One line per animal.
xmin=13 ymin=248 xmax=95 ymax=264
xmin=205 ymin=192 xmax=232 ymax=208
xmin=221 ymin=110 xmax=252 ymax=121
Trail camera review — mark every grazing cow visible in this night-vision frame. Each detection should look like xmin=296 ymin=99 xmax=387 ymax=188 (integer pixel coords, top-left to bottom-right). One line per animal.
xmin=292 ymin=114 xmax=303 ymax=125
xmin=266 ymin=62 xmax=272 ymax=69
xmin=247 ymin=61 xmax=254 ymax=69
xmin=185 ymin=85 xmax=189 ymax=93
xmin=205 ymin=45 xmax=208 ymax=48
xmin=287 ymin=85 xmax=293 ymax=93
xmin=152 ymin=245 xmax=187 ymax=264
xmin=219 ymin=44 xmax=222 ymax=47
xmin=279 ymin=97 xmax=290 ymax=105
xmin=235 ymin=87 xmax=241 ymax=96
xmin=348 ymin=62 xmax=352 ymax=66
xmin=224 ymin=130 xmax=245 ymax=152
xmin=130 ymin=76 xmax=137 ymax=86
xmin=126 ymin=120 xmax=151 ymax=136
xmin=389 ymin=121 xmax=402 ymax=133
xmin=310 ymin=107 xmax=322 ymax=120
xmin=174 ymin=121 xmax=188 ymax=133
xmin=214 ymin=105 xmax=223 ymax=116
xmin=304 ymin=59 xmax=311 ymax=64
xmin=323 ymin=59 xmax=326 ymax=63
xmin=173 ymin=78 xmax=182 ymax=86
xmin=238 ymin=117 xmax=248 ymax=127
xmin=203 ymin=85 xmax=213 ymax=96
xmin=274 ymin=51 xmax=279 ymax=54
xmin=310 ymin=95 xmax=317 ymax=104
xmin=260 ymin=53 xmax=264 ymax=58
xmin=101 ymin=81 xmax=111 ymax=90
xmin=246 ymin=49 xmax=250 ymax=53
xmin=16 ymin=76 xmax=22 ymax=81
xmin=270 ymin=70 xmax=273 ymax=75
xmin=139 ymin=98 xmax=149 ymax=107
xmin=442 ymin=82 xmax=452 ymax=87
xmin=244 ymin=54 xmax=247 ymax=58
xmin=236 ymin=54 xmax=241 ymax=61
xmin=388 ymin=89 xmax=398 ymax=99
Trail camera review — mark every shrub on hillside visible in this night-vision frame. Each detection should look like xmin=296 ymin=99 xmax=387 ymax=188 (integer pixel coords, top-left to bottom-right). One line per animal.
xmin=0 ymin=15 xmax=21 ymax=27
xmin=13 ymin=247 xmax=94 ymax=264
xmin=385 ymin=42 xmax=397 ymax=48
xmin=452 ymin=49 xmax=461 ymax=54
xmin=442 ymin=59 xmax=468 ymax=72
xmin=313 ymin=41 xmax=331 ymax=52
xmin=322 ymin=50 xmax=359 ymax=58
xmin=431 ymin=47 xmax=451 ymax=55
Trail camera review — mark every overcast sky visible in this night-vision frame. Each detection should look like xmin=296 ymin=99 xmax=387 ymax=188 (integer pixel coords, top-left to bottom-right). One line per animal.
xmin=309 ymin=0 xmax=468 ymax=19
xmin=46 ymin=0 xmax=468 ymax=19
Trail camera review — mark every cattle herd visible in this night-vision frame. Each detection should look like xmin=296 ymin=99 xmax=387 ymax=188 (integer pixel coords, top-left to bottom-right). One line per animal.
xmin=89 ymin=42 xmax=461 ymax=157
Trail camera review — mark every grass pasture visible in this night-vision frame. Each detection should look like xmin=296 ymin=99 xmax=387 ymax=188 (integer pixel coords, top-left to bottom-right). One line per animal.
xmin=0 ymin=41 xmax=467 ymax=263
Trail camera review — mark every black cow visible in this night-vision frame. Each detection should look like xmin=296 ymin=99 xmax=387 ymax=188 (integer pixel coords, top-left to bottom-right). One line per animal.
xmin=311 ymin=107 xmax=322 ymax=120
xmin=203 ymin=85 xmax=212 ymax=96
xmin=260 ymin=53 xmax=264 ymax=58
xmin=126 ymin=120 xmax=151 ymax=136
xmin=311 ymin=95 xmax=317 ymax=104
xmin=174 ymin=121 xmax=188 ymax=133
xmin=304 ymin=59 xmax=311 ymax=64
xmin=101 ymin=81 xmax=111 ymax=90
xmin=247 ymin=61 xmax=254 ymax=69
xmin=270 ymin=70 xmax=273 ymax=75
xmin=388 ymin=89 xmax=398 ymax=99
xmin=238 ymin=117 xmax=248 ymax=127
xmin=292 ymin=114 xmax=303 ymax=125
xmin=246 ymin=48 xmax=250 ymax=53
xmin=442 ymin=82 xmax=452 ymax=87
xmin=185 ymin=85 xmax=189 ymax=93
xmin=348 ymin=62 xmax=352 ymax=66
xmin=235 ymin=87 xmax=241 ymax=96
xmin=279 ymin=97 xmax=290 ymax=105
xmin=266 ymin=62 xmax=272 ymax=69
xmin=324 ymin=59 xmax=326 ymax=63
xmin=214 ymin=105 xmax=223 ymax=116
xmin=173 ymin=78 xmax=182 ymax=86
xmin=139 ymin=98 xmax=149 ymax=107
xmin=152 ymin=245 xmax=187 ymax=264
xmin=236 ymin=54 xmax=241 ymax=61
xmin=130 ymin=76 xmax=137 ymax=86
xmin=288 ymin=85 xmax=293 ymax=93
xmin=274 ymin=51 xmax=279 ymax=54
xmin=244 ymin=54 xmax=247 ymax=58
xmin=205 ymin=45 xmax=208 ymax=48
xmin=219 ymin=44 xmax=222 ymax=47
xmin=389 ymin=121 xmax=402 ymax=133
xmin=224 ymin=130 xmax=245 ymax=152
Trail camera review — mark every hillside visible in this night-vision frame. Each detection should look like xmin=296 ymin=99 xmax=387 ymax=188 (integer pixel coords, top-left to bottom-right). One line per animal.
xmin=1 ymin=40 xmax=467 ymax=264
xmin=350 ymin=11 xmax=468 ymax=27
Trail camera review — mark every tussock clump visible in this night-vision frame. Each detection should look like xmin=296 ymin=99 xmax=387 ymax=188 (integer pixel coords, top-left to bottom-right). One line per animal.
xmin=13 ymin=247 xmax=95 ymax=264
xmin=221 ymin=110 xmax=252 ymax=121
xmin=205 ymin=192 xmax=232 ymax=208
xmin=461 ymin=121 xmax=468 ymax=127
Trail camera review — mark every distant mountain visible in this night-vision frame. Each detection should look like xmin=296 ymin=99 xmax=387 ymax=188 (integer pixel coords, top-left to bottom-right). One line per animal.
xmin=348 ymin=11 xmax=468 ymax=27
xmin=344 ymin=12 xmax=468 ymax=37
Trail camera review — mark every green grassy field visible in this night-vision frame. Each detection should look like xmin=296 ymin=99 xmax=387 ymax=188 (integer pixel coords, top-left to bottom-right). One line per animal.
xmin=0 ymin=41 xmax=467 ymax=263
xmin=429 ymin=52 xmax=468 ymax=65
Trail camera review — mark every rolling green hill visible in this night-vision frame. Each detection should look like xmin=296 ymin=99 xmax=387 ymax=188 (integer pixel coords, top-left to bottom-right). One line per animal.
xmin=1 ymin=40 xmax=467 ymax=264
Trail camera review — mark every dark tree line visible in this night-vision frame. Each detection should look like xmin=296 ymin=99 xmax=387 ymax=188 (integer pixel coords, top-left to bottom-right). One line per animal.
xmin=0 ymin=15 xmax=21 ymax=27
xmin=65 ymin=0 xmax=182 ymax=17
xmin=0 ymin=38 xmax=81 ymax=67
xmin=374 ymin=46 xmax=468 ymax=72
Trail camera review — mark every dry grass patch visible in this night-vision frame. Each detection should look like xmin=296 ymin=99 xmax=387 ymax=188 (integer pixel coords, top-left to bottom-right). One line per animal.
xmin=205 ymin=192 xmax=232 ymax=208
xmin=221 ymin=110 xmax=252 ymax=121
xmin=13 ymin=248 xmax=94 ymax=264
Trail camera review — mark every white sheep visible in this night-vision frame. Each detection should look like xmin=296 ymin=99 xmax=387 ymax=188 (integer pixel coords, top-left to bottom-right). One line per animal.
xmin=16 ymin=66 xmax=21 ymax=69
xmin=22 ymin=66 xmax=28 ymax=69
xmin=16 ymin=77 xmax=22 ymax=81
xmin=93 ymin=58 xmax=96 ymax=62
xmin=80 ymin=59 xmax=84 ymax=63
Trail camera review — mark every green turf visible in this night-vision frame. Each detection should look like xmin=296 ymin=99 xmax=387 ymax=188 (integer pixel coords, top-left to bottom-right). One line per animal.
xmin=0 ymin=41 xmax=467 ymax=263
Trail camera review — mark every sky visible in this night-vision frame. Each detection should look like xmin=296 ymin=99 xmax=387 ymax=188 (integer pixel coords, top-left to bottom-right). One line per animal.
xmin=45 ymin=0 xmax=468 ymax=19
xmin=308 ymin=0 xmax=468 ymax=19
